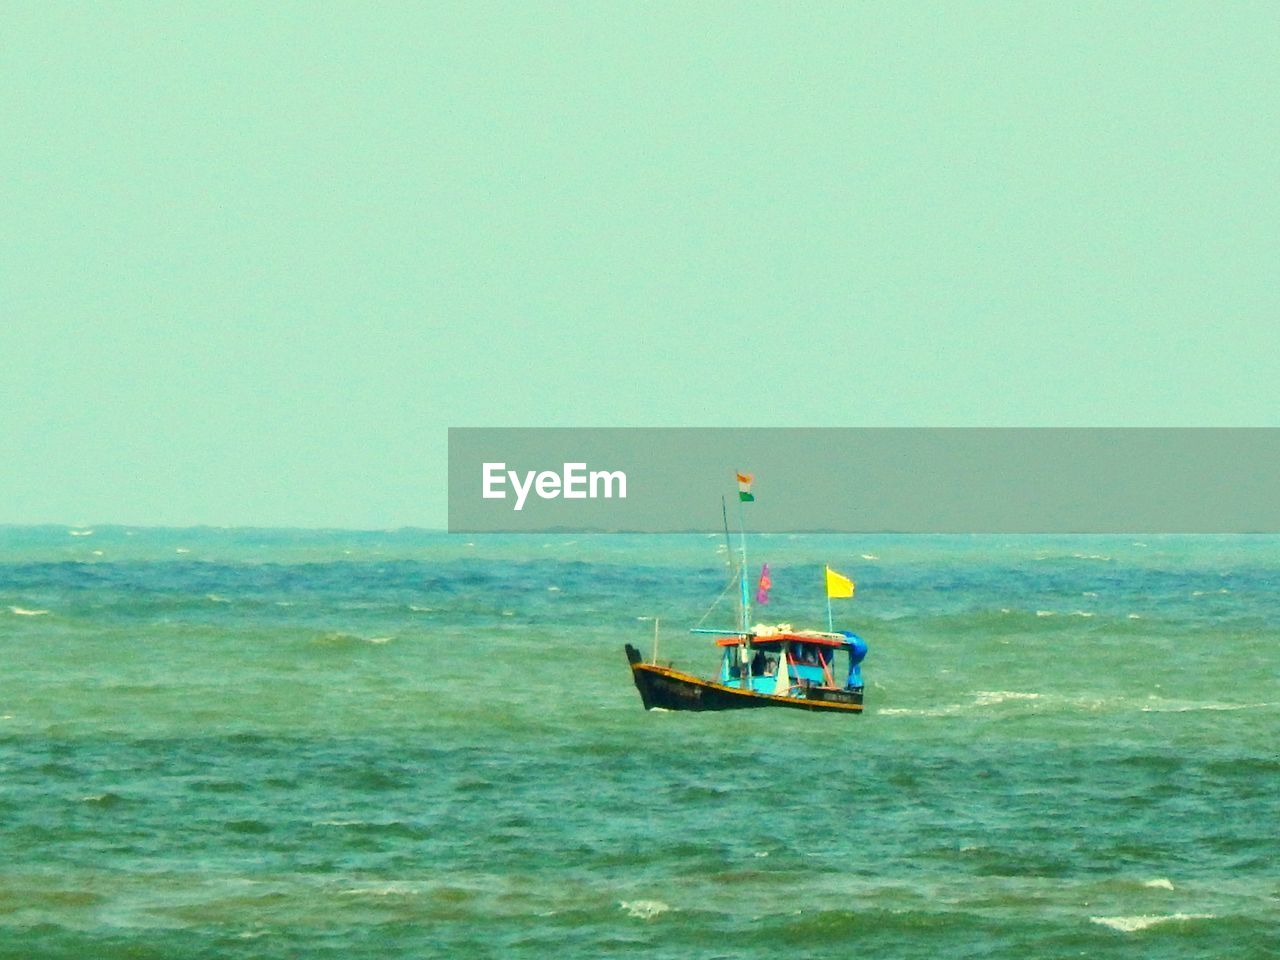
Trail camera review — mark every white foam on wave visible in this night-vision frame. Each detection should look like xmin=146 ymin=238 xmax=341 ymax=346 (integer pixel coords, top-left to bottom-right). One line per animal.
xmin=69 ymin=529 xmax=94 ymax=537
xmin=860 ymin=553 xmax=879 ymax=560
xmin=1071 ymin=610 xmax=1095 ymax=617
xmin=1140 ymin=699 xmax=1272 ymax=713
xmin=408 ymin=604 xmax=433 ymax=612
xmin=339 ymin=883 xmax=421 ymax=897
xmin=1090 ymin=913 xmax=1213 ymax=932
xmin=881 ymin=691 xmax=1045 ymax=717
xmin=1035 ymin=610 xmax=1055 ymax=617
xmin=878 ymin=704 xmax=965 ymax=718
xmin=885 ymin=690 xmax=1209 ymax=719
xmin=1143 ymin=878 xmax=1175 ymax=890
xmin=366 ymin=636 xmax=392 ymax=644
xmin=974 ymin=690 xmax=1041 ymax=706
xmin=8 ymin=606 xmax=49 ymax=616
xmin=620 ymin=899 xmax=670 ymax=920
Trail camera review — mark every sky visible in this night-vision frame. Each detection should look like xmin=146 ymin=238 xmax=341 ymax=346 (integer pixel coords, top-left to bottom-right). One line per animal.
xmin=3 ymin=3 xmax=1278 ymax=528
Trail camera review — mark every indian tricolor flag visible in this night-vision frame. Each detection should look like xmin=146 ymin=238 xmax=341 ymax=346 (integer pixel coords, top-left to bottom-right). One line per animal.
xmin=736 ymin=472 xmax=754 ymax=502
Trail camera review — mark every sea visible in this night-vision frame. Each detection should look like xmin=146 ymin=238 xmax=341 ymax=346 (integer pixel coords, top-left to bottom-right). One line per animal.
xmin=0 ymin=527 xmax=1276 ymax=959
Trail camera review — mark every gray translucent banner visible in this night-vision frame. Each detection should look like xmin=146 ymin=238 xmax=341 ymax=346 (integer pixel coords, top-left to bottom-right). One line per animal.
xmin=448 ymin=428 xmax=1280 ymax=533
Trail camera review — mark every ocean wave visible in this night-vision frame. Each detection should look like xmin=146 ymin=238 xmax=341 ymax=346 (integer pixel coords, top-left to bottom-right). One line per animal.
xmin=881 ymin=690 xmax=1272 ymax=719
xmin=995 ymin=607 xmax=1095 ymax=618
xmin=879 ymin=691 xmax=1043 ymax=717
xmin=7 ymin=606 xmax=49 ymax=616
xmin=973 ymin=690 xmax=1042 ymax=706
xmin=338 ymin=882 xmax=422 ymax=897
xmin=1143 ymin=878 xmax=1175 ymax=890
xmin=878 ymin=705 xmax=967 ymax=718
xmin=620 ymin=899 xmax=669 ymax=920
xmin=1090 ymin=913 xmax=1214 ymax=932
xmin=310 ymin=631 xmax=396 ymax=647
xmin=78 ymin=792 xmax=127 ymax=806
xmin=1140 ymin=698 xmax=1274 ymax=713
xmin=883 ymin=690 xmax=1045 ymax=716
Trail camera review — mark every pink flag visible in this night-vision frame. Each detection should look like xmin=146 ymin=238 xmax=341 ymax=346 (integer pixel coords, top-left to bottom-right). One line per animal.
xmin=756 ymin=563 xmax=772 ymax=605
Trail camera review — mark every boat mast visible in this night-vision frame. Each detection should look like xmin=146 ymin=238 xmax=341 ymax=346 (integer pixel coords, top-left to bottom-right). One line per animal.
xmin=737 ymin=497 xmax=750 ymax=633
xmin=723 ymin=492 xmax=752 ymax=689
xmin=826 ymin=567 xmax=834 ymax=632
xmin=736 ymin=492 xmax=753 ymax=692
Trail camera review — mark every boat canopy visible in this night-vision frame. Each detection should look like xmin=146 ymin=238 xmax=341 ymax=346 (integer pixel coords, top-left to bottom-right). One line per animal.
xmin=714 ymin=632 xmax=853 ymax=648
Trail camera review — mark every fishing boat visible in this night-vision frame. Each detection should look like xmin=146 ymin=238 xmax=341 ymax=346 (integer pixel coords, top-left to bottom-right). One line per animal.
xmin=624 ymin=473 xmax=868 ymax=714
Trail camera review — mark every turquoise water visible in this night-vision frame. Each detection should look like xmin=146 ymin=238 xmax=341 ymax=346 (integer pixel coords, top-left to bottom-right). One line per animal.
xmin=1 ymin=528 xmax=1277 ymax=958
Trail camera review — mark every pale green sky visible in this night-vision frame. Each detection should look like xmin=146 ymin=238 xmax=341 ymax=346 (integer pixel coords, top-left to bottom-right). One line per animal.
xmin=3 ymin=3 xmax=1277 ymax=527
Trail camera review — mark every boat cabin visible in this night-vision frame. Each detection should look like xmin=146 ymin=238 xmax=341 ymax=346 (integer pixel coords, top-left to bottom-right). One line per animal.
xmin=715 ymin=631 xmax=866 ymax=696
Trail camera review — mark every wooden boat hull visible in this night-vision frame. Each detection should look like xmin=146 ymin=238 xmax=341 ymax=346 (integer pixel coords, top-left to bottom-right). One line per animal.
xmin=624 ymin=644 xmax=863 ymax=714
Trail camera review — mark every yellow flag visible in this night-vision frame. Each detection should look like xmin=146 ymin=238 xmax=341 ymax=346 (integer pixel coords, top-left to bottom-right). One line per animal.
xmin=825 ymin=566 xmax=855 ymax=599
